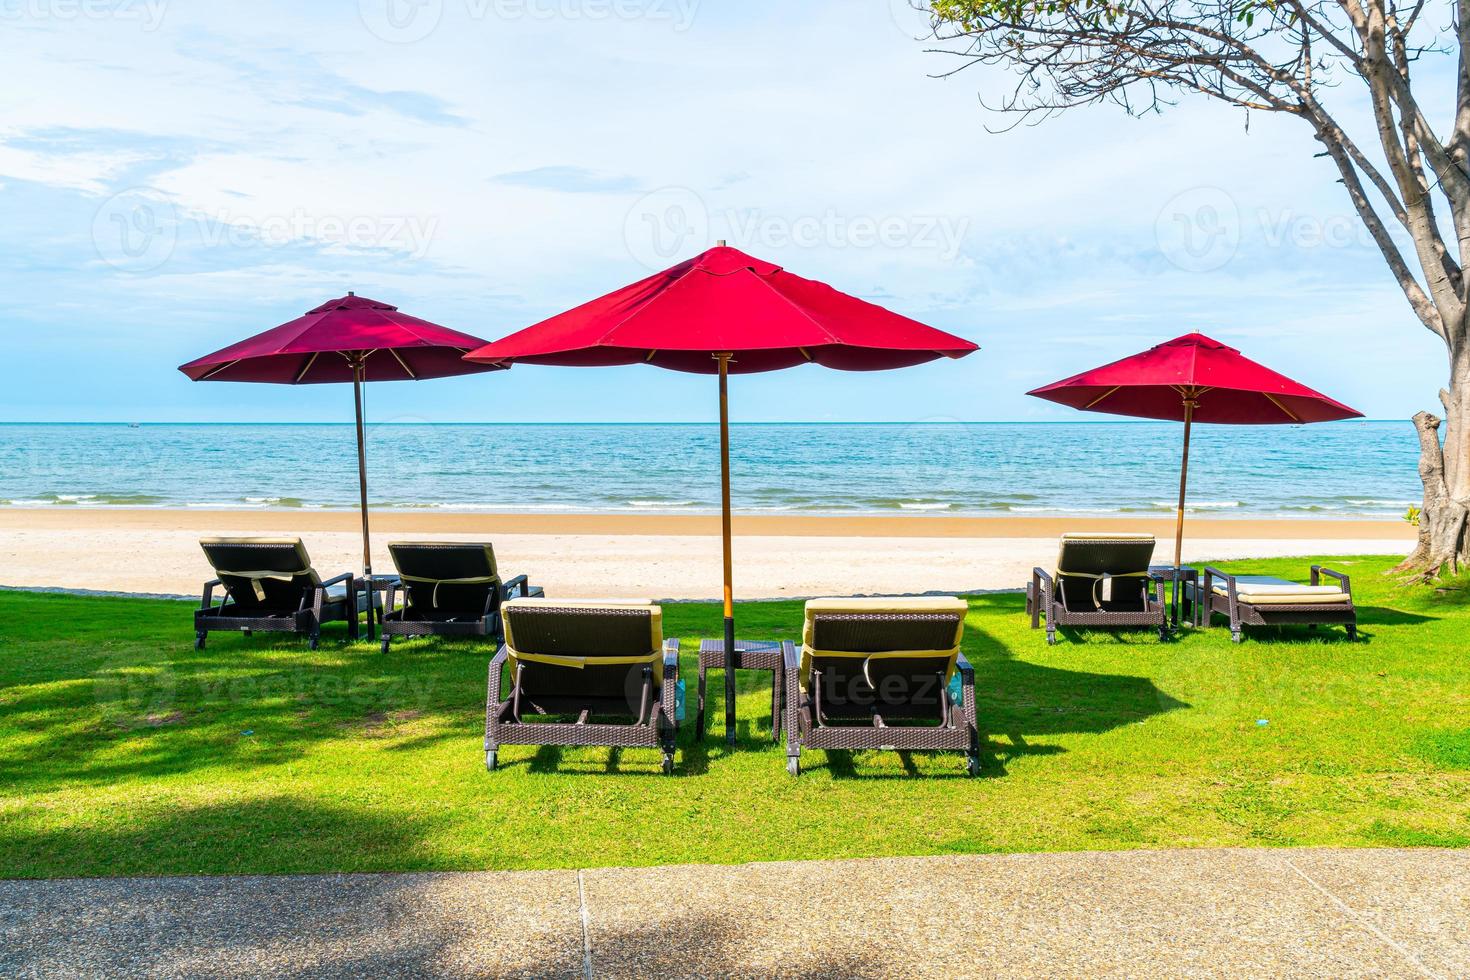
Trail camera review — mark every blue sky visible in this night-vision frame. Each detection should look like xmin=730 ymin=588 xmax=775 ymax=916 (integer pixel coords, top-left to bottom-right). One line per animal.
xmin=0 ymin=0 xmax=1452 ymax=423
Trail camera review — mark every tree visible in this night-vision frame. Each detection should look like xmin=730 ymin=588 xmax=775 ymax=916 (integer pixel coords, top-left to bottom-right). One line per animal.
xmin=912 ymin=0 xmax=1470 ymax=577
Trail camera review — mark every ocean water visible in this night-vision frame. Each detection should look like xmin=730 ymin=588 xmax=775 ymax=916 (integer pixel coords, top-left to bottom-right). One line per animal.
xmin=0 ymin=422 xmax=1420 ymax=520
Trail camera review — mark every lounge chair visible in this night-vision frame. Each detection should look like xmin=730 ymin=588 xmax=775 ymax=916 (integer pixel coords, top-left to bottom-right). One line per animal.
xmin=485 ymin=599 xmax=680 ymax=775
xmin=782 ymin=597 xmax=979 ymax=777
xmin=1027 ymin=533 xmax=1168 ymax=644
xmin=194 ymin=537 xmax=359 ymax=650
xmin=1198 ymin=566 xmax=1358 ymax=643
xmin=377 ymin=541 xmax=543 ymax=654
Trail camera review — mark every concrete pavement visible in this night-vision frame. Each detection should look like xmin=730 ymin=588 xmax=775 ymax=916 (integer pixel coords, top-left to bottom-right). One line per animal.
xmin=2 ymin=848 xmax=1465 ymax=978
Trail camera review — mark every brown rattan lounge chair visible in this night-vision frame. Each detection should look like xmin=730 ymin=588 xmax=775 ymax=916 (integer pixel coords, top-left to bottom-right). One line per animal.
xmin=194 ymin=537 xmax=359 ymax=651
xmin=1027 ymin=533 xmax=1168 ymax=644
xmin=1198 ymin=565 xmax=1358 ymax=643
xmin=782 ymin=597 xmax=979 ymax=777
xmin=378 ymin=541 xmax=543 ymax=654
xmin=485 ymin=599 xmax=680 ymax=775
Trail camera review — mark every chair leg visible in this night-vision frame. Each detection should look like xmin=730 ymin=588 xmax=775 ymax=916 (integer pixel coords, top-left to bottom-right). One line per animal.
xmin=695 ymin=665 xmax=707 ymax=742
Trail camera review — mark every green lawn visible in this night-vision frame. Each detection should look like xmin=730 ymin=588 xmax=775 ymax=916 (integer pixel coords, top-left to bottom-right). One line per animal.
xmin=2 ymin=554 xmax=1467 ymax=878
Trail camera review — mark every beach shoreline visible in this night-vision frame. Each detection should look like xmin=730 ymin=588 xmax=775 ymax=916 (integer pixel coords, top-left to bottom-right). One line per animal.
xmin=0 ymin=508 xmax=1418 ymax=539
xmin=0 ymin=509 xmax=1416 ymax=600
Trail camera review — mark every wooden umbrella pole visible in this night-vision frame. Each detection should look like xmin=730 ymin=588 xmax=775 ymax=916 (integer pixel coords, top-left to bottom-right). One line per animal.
xmin=1172 ymin=395 xmax=1196 ymax=626
xmin=353 ymin=359 xmax=375 ymax=640
xmin=717 ymin=352 xmax=737 ymax=746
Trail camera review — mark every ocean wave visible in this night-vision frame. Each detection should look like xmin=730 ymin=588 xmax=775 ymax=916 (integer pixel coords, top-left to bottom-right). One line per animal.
xmin=626 ymin=500 xmax=699 ymax=509
xmin=898 ymin=502 xmax=952 ymax=511
xmin=243 ymin=496 xmax=305 ymax=507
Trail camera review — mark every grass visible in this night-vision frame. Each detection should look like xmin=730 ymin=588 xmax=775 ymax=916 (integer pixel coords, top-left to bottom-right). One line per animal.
xmin=1 ymin=554 xmax=1468 ymax=879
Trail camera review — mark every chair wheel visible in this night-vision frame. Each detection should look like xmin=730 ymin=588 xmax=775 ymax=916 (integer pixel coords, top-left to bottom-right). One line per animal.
xmin=485 ymin=751 xmax=497 ymax=772
xmin=309 ymin=635 xmax=320 ymax=651
xmin=194 ymin=632 xmax=206 ymax=651
xmin=380 ymin=638 xmax=391 ymax=655
xmin=966 ymin=754 xmax=981 ymax=777
xmin=1046 ymin=632 xmax=1057 ymax=646
xmin=661 ymin=753 xmax=675 ymax=776
xmin=787 ymin=757 xmax=800 ymax=777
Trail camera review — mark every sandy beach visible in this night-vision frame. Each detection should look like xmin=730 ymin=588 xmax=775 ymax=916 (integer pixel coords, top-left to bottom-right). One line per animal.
xmin=0 ymin=509 xmax=1416 ymax=600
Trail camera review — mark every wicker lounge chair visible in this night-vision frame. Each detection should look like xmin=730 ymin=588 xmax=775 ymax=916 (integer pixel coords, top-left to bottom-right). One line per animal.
xmin=1027 ymin=533 xmax=1169 ymax=644
xmin=378 ymin=542 xmax=543 ymax=654
xmin=485 ymin=599 xmax=680 ymax=775
xmin=194 ymin=537 xmax=359 ymax=650
xmin=782 ymin=597 xmax=979 ymax=777
xmin=1198 ymin=566 xmax=1358 ymax=643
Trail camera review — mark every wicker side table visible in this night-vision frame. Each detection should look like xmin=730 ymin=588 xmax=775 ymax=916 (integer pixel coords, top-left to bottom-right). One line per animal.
xmin=695 ymin=639 xmax=784 ymax=743
xmin=1149 ymin=564 xmax=1201 ymax=628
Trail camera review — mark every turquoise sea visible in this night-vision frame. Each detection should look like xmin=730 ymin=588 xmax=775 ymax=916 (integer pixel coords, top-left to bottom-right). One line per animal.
xmin=0 ymin=422 xmax=1419 ymax=520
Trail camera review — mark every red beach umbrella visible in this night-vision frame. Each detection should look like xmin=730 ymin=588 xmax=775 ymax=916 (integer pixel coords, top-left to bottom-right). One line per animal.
xmin=180 ymin=293 xmax=504 ymax=634
xmin=467 ymin=244 xmax=978 ymax=745
xmin=1027 ymin=332 xmax=1362 ymax=581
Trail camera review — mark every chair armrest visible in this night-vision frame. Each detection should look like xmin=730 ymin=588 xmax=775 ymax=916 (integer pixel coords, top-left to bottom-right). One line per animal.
xmin=955 ymin=651 xmax=975 ymax=680
xmin=1312 ymin=565 xmax=1351 ymax=595
xmin=1032 ymin=567 xmax=1053 ymax=587
xmin=488 ymin=645 xmax=509 ymax=704
xmin=201 ymin=579 xmax=223 ymax=609
xmin=663 ymin=638 xmax=680 ymax=679
xmin=1203 ymin=567 xmax=1235 ymax=595
xmin=502 ymin=574 xmax=532 ymax=599
xmin=320 ymin=571 xmax=355 ymax=588
xmin=782 ymin=640 xmax=800 ymax=670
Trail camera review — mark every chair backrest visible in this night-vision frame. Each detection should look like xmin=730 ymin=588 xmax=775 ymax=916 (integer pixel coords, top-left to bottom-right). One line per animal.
xmin=388 ymin=542 xmax=501 ymax=616
xmin=200 ymin=537 xmax=321 ymax=610
xmin=1054 ymin=533 xmax=1156 ymax=610
xmin=801 ymin=597 xmax=967 ymax=714
xmin=502 ymin=599 xmax=665 ymax=701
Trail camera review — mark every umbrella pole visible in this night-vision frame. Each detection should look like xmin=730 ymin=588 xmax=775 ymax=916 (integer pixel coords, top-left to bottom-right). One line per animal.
xmin=716 ymin=353 xmax=737 ymax=747
xmin=1172 ymin=397 xmax=1195 ymax=628
xmin=353 ymin=361 xmax=375 ymax=641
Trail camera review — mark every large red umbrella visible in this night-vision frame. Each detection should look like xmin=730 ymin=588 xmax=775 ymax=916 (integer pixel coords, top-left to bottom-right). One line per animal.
xmin=467 ymin=244 xmax=978 ymax=744
xmin=180 ymin=293 xmax=503 ymax=634
xmin=1027 ymin=332 xmax=1362 ymax=592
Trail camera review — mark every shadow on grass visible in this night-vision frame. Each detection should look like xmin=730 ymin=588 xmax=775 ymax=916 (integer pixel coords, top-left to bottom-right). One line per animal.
xmin=0 ymin=795 xmax=434 ymax=879
xmin=0 ymin=620 xmax=475 ymax=794
xmin=1357 ymin=605 xmax=1437 ymax=627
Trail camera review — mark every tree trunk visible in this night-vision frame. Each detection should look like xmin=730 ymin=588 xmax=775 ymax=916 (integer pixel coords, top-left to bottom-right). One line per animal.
xmin=1399 ymin=352 xmax=1470 ymax=579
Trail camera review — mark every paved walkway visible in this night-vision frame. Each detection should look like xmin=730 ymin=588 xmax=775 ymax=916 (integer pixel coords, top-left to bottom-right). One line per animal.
xmin=3 ymin=849 xmax=1465 ymax=978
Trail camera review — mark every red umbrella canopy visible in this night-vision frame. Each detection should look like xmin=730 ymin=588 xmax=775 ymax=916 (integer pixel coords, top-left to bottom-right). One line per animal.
xmin=1027 ymin=333 xmax=1361 ymax=424
xmin=465 ymin=245 xmax=977 ymax=373
xmin=179 ymin=293 xmax=502 ymax=384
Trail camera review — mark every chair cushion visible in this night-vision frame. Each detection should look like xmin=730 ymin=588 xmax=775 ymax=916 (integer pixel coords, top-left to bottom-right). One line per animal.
xmin=1213 ymin=576 xmax=1351 ymax=605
